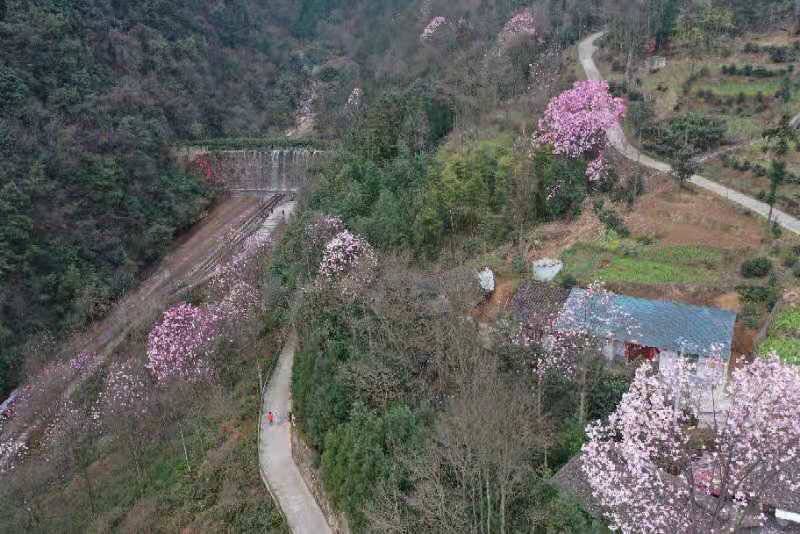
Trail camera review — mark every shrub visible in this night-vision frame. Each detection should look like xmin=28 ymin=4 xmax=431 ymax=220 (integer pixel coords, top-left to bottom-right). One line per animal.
xmin=533 ymin=150 xmax=588 ymax=221
xmin=770 ymin=47 xmax=789 ymax=63
xmin=740 ymin=302 xmax=761 ymax=328
xmin=413 ymin=137 xmax=516 ymax=252
xmin=512 ymin=254 xmax=527 ymax=274
xmin=737 ymin=284 xmax=779 ymax=310
xmin=783 ymin=255 xmax=798 ymax=268
xmin=560 ymin=273 xmax=578 ymax=289
xmin=628 ymin=89 xmax=643 ymax=101
xmin=593 ymin=200 xmax=630 ymax=237
xmin=741 ymin=257 xmax=772 ymax=278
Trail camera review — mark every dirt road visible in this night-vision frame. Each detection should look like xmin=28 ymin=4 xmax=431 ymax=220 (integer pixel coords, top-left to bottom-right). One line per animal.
xmin=578 ymin=32 xmax=800 ymax=235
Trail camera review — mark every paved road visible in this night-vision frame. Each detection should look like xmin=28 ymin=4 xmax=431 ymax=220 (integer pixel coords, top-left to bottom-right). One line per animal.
xmin=259 ymin=332 xmax=332 ymax=534
xmin=578 ymin=32 xmax=800 ymax=235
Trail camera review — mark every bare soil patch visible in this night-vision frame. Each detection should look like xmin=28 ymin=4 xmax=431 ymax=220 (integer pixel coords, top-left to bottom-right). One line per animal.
xmin=527 ymin=206 xmax=603 ymax=261
xmin=472 ymin=278 xmax=518 ymax=322
xmin=715 ymin=292 xmax=742 ymax=312
xmin=624 ymin=175 xmax=765 ymax=250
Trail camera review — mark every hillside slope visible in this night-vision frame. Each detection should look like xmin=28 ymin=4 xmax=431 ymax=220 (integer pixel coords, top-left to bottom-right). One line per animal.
xmin=0 ymin=0 xmax=315 ymax=393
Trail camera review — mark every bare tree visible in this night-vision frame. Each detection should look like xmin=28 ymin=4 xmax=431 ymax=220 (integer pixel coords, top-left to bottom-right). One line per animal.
xmin=400 ymin=351 xmax=549 ymax=534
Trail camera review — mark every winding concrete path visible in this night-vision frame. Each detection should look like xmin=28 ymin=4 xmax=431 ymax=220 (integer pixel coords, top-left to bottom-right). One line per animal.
xmin=579 ymin=32 xmax=800 ymax=235
xmin=259 ymin=332 xmax=332 ymax=534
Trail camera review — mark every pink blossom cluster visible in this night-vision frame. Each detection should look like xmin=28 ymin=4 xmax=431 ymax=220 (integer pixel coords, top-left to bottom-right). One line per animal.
xmin=500 ymin=8 xmax=538 ymax=45
xmin=216 ymin=279 xmax=260 ymax=325
xmin=319 ymin=230 xmax=377 ymax=280
xmin=514 ymin=330 xmax=574 ymax=381
xmin=582 ymin=355 xmax=800 ymax=533
xmin=346 ymin=87 xmax=363 ymax=110
xmin=558 ymin=281 xmax=639 ymax=341
xmin=0 ymin=438 xmax=28 ymax=474
xmin=585 ymin=153 xmax=607 ymax=182
xmin=536 ymin=81 xmax=625 ymax=182
xmin=421 ymin=16 xmax=447 ymax=41
xmin=99 ymin=360 xmax=153 ymax=419
xmin=68 ymin=351 xmax=95 ymax=372
xmin=146 ymin=303 xmax=219 ymax=383
xmin=305 ymin=214 xmax=345 ymax=249
xmin=511 ymin=315 xmax=574 ymax=380
xmin=42 ymin=397 xmax=100 ymax=460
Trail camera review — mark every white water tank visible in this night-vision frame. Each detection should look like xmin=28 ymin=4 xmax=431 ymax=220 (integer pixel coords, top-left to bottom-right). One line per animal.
xmin=532 ymin=258 xmax=563 ymax=282
xmin=478 ymin=267 xmax=496 ymax=294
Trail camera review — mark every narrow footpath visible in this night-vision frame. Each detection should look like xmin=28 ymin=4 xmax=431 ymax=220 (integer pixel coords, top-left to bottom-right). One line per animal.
xmin=579 ymin=32 xmax=800 ymax=235
xmin=259 ymin=332 xmax=332 ymax=534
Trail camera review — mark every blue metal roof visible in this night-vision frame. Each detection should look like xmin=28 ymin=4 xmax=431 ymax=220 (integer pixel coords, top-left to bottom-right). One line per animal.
xmin=554 ymin=288 xmax=737 ymax=360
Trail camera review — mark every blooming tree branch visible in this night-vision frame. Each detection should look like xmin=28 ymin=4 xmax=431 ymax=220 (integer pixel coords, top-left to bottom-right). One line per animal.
xmin=535 ymin=80 xmax=625 ymax=182
xmin=582 ymin=355 xmax=800 ymax=533
xmin=146 ymin=303 xmax=219 ymax=383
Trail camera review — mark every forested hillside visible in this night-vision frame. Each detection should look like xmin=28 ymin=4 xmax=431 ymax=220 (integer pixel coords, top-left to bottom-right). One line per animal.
xmin=0 ymin=0 xmax=323 ymax=394
xmin=3 ymin=0 xmax=800 ymax=532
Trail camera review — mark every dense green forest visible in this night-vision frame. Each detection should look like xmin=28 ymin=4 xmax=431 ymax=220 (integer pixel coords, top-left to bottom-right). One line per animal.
xmin=0 ymin=0 xmax=326 ymax=394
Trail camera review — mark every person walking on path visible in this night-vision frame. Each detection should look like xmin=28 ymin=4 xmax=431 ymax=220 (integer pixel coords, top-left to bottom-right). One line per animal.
xmin=267 ymin=410 xmax=274 ymax=425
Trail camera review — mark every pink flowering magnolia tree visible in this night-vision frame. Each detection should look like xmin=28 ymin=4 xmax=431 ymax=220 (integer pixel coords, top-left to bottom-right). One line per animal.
xmin=0 ymin=349 xmax=98 ymax=471
xmin=98 ymin=359 xmax=156 ymax=479
xmin=536 ymin=80 xmax=625 ymax=183
xmin=318 ymin=230 xmax=378 ymax=298
xmin=499 ymin=8 xmax=539 ymax=47
xmin=554 ymin=281 xmax=639 ymax=424
xmin=510 ymin=282 xmax=638 ymax=426
xmin=306 ymin=214 xmax=346 ymax=250
xmin=146 ymin=303 xmax=219 ymax=383
xmin=582 ymin=355 xmax=800 ymax=533
xmin=99 ymin=360 xmax=154 ymax=420
xmin=207 ymin=255 xmax=262 ymax=329
xmin=421 ymin=16 xmax=447 ymax=42
xmin=511 ymin=317 xmax=574 ymax=417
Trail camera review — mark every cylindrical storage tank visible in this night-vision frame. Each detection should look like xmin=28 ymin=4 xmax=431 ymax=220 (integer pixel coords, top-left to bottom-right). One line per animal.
xmin=532 ymin=258 xmax=563 ymax=282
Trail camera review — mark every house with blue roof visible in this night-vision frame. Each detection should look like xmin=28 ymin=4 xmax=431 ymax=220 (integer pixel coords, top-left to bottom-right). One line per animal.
xmin=554 ymin=288 xmax=737 ymax=383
